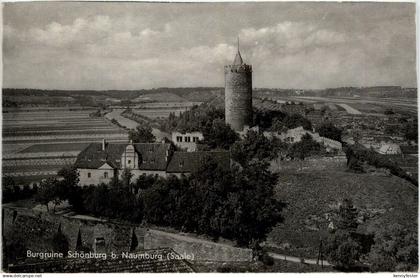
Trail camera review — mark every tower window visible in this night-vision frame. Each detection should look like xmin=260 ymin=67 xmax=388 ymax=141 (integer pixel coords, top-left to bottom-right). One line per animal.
xmin=176 ymin=136 xmax=182 ymax=142
xmin=128 ymin=160 xmax=131 ymax=164
xmin=87 ymin=172 xmax=91 ymax=178
xmin=193 ymin=137 xmax=199 ymax=142
xmin=104 ymin=172 xmax=108 ymax=178
xmin=185 ymin=136 xmax=191 ymax=142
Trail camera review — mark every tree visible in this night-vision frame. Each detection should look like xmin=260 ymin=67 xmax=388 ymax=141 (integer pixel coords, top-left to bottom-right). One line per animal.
xmin=121 ymin=168 xmax=134 ymax=191
xmin=335 ymin=199 xmax=359 ymax=231
xmin=282 ymin=114 xmax=312 ymax=130
xmin=57 ymin=166 xmax=79 ymax=187
xmin=35 ymin=178 xmax=60 ymax=212
xmin=347 ymin=156 xmax=365 ymax=173
xmin=325 ymin=199 xmax=366 ymax=270
xmin=129 ymin=124 xmax=156 ymax=143
xmin=202 ymin=119 xmax=238 ymax=150
xmin=288 ymin=133 xmax=321 ymax=160
xmin=368 ymin=224 xmax=418 ymax=272
xmin=402 ymin=122 xmax=418 ymax=142
xmin=231 ymin=130 xmax=284 ymax=166
xmin=317 ymin=122 xmax=343 ymax=142
xmin=325 ymin=230 xmax=363 ymax=270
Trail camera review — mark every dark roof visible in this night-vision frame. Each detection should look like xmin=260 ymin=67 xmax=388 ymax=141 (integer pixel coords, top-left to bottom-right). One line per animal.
xmin=135 ymin=144 xmax=171 ymax=171
xmin=74 ymin=143 xmax=171 ymax=170
xmin=8 ymin=249 xmax=194 ymax=273
xmin=166 ymin=151 xmax=230 ymax=173
xmin=75 ymin=143 xmax=126 ymax=169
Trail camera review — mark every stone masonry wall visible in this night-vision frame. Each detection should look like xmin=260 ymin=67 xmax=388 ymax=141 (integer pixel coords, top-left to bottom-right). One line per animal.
xmin=3 ymin=207 xmax=251 ymax=263
xmin=225 ymin=65 xmax=253 ymax=131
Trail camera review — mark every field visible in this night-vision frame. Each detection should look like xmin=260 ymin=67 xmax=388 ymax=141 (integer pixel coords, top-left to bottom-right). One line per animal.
xmin=3 ymin=107 xmax=128 ymax=184
xmin=266 ymin=168 xmax=418 ymax=258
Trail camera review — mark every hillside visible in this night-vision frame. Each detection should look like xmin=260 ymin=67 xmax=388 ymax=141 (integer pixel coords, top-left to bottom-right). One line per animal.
xmin=266 ymin=169 xmax=418 ymax=258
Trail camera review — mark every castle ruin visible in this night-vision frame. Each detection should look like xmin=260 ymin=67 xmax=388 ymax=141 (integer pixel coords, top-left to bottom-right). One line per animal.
xmin=224 ymin=39 xmax=253 ymax=131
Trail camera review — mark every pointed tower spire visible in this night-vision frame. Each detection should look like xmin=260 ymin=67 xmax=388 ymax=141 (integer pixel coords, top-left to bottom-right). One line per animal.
xmin=233 ymin=36 xmax=243 ymax=65
xmin=237 ymin=36 xmax=240 ymax=52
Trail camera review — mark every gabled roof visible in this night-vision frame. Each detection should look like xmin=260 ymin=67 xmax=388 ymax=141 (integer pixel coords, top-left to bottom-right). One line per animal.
xmin=75 ymin=143 xmax=126 ymax=169
xmin=74 ymin=142 xmax=171 ymax=170
xmin=134 ymin=143 xmax=171 ymax=171
xmin=166 ymin=151 xmax=230 ymax=173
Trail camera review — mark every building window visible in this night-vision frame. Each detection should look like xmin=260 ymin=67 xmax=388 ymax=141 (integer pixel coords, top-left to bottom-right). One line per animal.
xmin=179 ymin=161 xmax=184 ymax=167
xmin=176 ymin=136 xmax=182 ymax=142
xmin=87 ymin=172 xmax=91 ymax=178
xmin=185 ymin=136 xmax=191 ymax=142
xmin=128 ymin=160 xmax=131 ymax=164
xmin=193 ymin=137 xmax=199 ymax=142
xmin=104 ymin=172 xmax=108 ymax=178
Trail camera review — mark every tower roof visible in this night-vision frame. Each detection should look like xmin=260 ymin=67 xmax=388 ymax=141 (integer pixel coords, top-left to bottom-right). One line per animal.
xmin=232 ymin=37 xmax=243 ymax=65
xmin=233 ymin=51 xmax=243 ymax=65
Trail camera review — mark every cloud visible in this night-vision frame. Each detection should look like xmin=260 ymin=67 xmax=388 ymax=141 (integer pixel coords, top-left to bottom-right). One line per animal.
xmin=3 ymin=10 xmax=416 ymax=90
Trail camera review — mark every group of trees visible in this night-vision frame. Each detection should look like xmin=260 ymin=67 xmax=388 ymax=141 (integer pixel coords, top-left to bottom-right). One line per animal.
xmin=3 ymin=176 xmax=38 ymax=203
xmin=253 ymin=109 xmax=313 ymax=132
xmin=158 ymin=104 xmax=238 ymax=150
xmin=159 ymin=104 xmax=224 ymax=133
xmin=128 ymin=125 xmax=156 ymax=143
xmin=141 ymin=159 xmax=283 ymax=246
xmin=345 ymin=145 xmax=418 ymax=186
xmin=316 ymin=122 xmax=343 ymax=142
xmin=325 ymin=199 xmax=417 ymax=272
xmin=39 ymin=160 xmax=283 ymax=248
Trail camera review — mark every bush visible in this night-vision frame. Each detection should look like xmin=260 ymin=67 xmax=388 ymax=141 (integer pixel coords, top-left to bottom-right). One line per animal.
xmin=143 ymin=159 xmax=284 ymax=247
xmin=288 ymin=133 xmax=321 ymax=160
xmin=317 ymin=122 xmax=342 ymax=142
xmin=368 ymin=224 xmax=418 ymax=272
xmin=128 ymin=124 xmax=156 ymax=143
xmin=262 ymin=253 xmax=274 ymax=266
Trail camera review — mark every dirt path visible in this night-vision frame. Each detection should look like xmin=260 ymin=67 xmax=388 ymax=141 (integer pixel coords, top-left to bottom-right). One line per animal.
xmin=267 ymin=252 xmax=332 ymax=266
xmin=106 ymin=109 xmax=170 ymax=141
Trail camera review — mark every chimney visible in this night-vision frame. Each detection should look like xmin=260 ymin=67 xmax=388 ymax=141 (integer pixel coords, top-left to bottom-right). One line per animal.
xmin=102 ymin=139 xmax=106 ymax=151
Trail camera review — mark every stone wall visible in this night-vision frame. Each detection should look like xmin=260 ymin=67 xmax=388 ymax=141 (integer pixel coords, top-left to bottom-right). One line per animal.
xmin=144 ymin=229 xmax=252 ymax=262
xmin=224 ymin=65 xmax=253 ymax=131
xmin=270 ymin=156 xmax=347 ymax=172
xmin=3 ymin=206 xmax=142 ymax=256
xmin=3 ymin=207 xmax=251 ymax=263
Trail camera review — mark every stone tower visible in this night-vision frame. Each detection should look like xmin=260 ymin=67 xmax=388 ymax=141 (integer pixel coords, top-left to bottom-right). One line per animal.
xmin=224 ymin=38 xmax=253 ymax=131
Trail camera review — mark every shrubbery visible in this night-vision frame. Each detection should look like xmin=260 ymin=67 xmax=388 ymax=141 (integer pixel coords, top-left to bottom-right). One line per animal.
xmin=345 ymin=145 xmax=417 ymax=186
xmin=317 ymin=122 xmax=342 ymax=142
xmin=58 ymin=160 xmax=283 ymax=247
xmin=3 ymin=176 xmax=38 ymax=203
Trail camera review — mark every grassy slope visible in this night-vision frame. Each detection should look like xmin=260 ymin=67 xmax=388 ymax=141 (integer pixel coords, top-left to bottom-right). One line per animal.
xmin=267 ymin=169 xmax=418 ymax=257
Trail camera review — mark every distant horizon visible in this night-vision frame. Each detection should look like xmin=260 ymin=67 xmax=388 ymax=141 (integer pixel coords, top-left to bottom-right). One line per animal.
xmin=3 ymin=2 xmax=416 ymax=90
xmin=2 ymin=85 xmax=418 ymax=92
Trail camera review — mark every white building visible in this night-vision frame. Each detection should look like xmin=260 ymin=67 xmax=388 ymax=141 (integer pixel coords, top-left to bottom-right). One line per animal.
xmin=378 ymin=143 xmax=402 ymax=155
xmin=171 ymin=131 xmax=203 ymax=152
xmin=75 ymin=139 xmax=229 ymax=186
xmin=264 ymin=126 xmax=343 ymax=151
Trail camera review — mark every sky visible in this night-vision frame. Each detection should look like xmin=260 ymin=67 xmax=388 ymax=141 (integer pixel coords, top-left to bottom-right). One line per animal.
xmin=3 ymin=1 xmax=417 ymax=90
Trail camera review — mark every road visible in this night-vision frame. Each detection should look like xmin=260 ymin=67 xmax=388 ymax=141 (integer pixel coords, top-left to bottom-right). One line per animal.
xmin=267 ymin=252 xmax=332 ymax=266
xmin=105 ymin=109 xmax=170 ymax=141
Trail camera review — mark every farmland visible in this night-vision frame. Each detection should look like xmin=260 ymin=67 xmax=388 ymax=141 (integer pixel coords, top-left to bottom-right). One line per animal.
xmin=3 ymin=107 xmax=128 ymax=184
